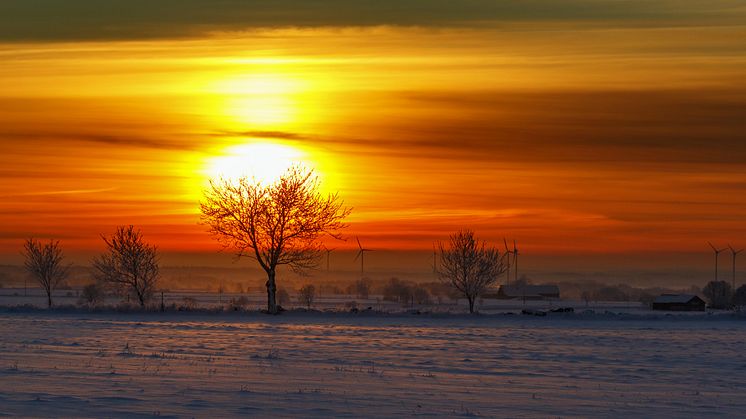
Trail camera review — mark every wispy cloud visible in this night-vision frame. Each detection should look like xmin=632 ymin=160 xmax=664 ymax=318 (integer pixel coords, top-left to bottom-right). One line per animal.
xmin=13 ymin=188 xmax=118 ymax=197
xmin=0 ymin=131 xmax=199 ymax=151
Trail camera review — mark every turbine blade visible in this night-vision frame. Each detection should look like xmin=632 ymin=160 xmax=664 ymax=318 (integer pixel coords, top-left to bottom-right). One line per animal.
xmin=356 ymin=236 xmax=362 ymax=250
xmin=708 ymin=242 xmax=717 ymax=251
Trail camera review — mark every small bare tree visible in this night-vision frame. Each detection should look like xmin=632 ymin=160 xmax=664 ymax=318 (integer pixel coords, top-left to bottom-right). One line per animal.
xmin=22 ymin=239 xmax=70 ymax=308
xmin=348 ymin=277 xmax=371 ymax=299
xmin=78 ymin=282 xmax=104 ymax=307
xmin=437 ymin=229 xmax=506 ymax=313
xmin=93 ymin=225 xmax=159 ymax=307
xmin=298 ymin=284 xmax=316 ymax=309
xmin=733 ymin=284 xmax=746 ymax=310
xmin=201 ymin=166 xmax=351 ymax=314
xmin=703 ymin=280 xmax=733 ymax=309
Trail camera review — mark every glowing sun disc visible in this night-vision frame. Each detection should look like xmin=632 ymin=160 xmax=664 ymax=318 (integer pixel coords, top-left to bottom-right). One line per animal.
xmin=207 ymin=142 xmax=308 ymax=185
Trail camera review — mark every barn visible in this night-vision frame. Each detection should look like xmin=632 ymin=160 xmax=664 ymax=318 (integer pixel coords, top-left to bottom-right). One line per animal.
xmin=652 ymin=294 xmax=706 ymax=311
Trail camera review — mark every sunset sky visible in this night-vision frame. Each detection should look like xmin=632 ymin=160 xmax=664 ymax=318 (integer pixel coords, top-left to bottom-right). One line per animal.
xmin=1 ymin=1 xmax=745 ymax=272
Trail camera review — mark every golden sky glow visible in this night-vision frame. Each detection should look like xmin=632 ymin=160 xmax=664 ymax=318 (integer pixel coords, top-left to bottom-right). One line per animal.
xmin=1 ymin=2 xmax=746 ymax=265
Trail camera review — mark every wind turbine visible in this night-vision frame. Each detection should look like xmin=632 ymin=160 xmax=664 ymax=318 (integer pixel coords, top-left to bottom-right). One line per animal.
xmin=728 ymin=244 xmax=743 ymax=290
xmin=708 ymin=242 xmax=726 ymax=282
xmin=503 ymin=238 xmax=513 ymax=286
xmin=432 ymin=244 xmax=438 ymax=274
xmin=513 ymin=239 xmax=520 ymax=284
xmin=354 ymin=237 xmax=373 ymax=276
xmin=323 ymin=246 xmax=336 ymax=272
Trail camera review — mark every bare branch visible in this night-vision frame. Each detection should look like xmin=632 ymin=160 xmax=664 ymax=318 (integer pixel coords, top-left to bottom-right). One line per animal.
xmin=22 ymin=238 xmax=71 ymax=308
xmin=200 ymin=166 xmax=351 ymax=313
xmin=437 ymin=229 xmax=506 ymax=313
xmin=92 ymin=225 xmax=159 ymax=307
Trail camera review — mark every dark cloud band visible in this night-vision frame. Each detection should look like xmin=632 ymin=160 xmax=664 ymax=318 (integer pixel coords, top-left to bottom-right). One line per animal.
xmin=0 ymin=0 xmax=740 ymax=42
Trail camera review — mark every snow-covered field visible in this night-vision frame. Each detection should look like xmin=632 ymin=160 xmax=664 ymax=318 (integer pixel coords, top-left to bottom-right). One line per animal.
xmin=1 ymin=309 xmax=745 ymax=418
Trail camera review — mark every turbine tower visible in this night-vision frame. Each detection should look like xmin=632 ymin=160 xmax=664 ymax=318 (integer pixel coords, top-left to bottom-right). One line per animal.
xmin=432 ymin=244 xmax=438 ymax=274
xmin=323 ymin=246 xmax=336 ymax=272
xmin=354 ymin=237 xmax=373 ymax=277
xmin=728 ymin=244 xmax=743 ymax=290
xmin=503 ymin=238 xmax=513 ymax=286
xmin=708 ymin=242 xmax=726 ymax=282
xmin=513 ymin=239 xmax=520 ymax=283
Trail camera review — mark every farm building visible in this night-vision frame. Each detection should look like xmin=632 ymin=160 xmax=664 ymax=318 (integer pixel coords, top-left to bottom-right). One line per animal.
xmin=494 ymin=285 xmax=560 ymax=300
xmin=652 ymin=294 xmax=706 ymax=311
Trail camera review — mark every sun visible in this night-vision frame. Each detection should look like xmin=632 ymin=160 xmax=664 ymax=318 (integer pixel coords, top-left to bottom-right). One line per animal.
xmin=206 ymin=142 xmax=310 ymax=185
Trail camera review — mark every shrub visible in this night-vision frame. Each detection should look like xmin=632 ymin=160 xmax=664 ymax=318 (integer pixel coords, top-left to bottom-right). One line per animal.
xmin=298 ymin=284 xmax=316 ymax=309
xmin=347 ymin=278 xmax=371 ymax=299
xmin=78 ymin=283 xmax=104 ymax=307
xmin=383 ymin=277 xmax=411 ymax=303
xmin=180 ymin=297 xmax=198 ymax=310
xmin=732 ymin=285 xmax=746 ymax=309
xmin=344 ymin=300 xmax=358 ymax=311
xmin=412 ymin=285 xmax=431 ymax=305
xmin=229 ymin=295 xmax=250 ymax=310
xmin=703 ymin=280 xmax=733 ymax=309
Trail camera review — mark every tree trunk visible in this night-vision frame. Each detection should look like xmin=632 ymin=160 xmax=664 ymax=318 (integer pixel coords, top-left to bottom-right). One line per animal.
xmin=266 ymin=270 xmax=278 ymax=314
xmin=47 ymin=290 xmax=52 ymax=308
xmin=468 ymin=296 xmax=475 ymax=314
xmin=136 ymin=288 xmax=145 ymax=307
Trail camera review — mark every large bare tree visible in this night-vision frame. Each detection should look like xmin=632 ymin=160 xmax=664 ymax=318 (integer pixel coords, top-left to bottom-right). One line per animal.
xmin=22 ymin=239 xmax=70 ymax=308
xmin=93 ymin=225 xmax=159 ymax=307
xmin=437 ymin=229 xmax=506 ymax=313
xmin=201 ymin=166 xmax=351 ymax=314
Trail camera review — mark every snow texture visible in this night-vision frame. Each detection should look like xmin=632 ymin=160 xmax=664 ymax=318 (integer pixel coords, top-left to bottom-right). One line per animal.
xmin=1 ymin=310 xmax=745 ymax=418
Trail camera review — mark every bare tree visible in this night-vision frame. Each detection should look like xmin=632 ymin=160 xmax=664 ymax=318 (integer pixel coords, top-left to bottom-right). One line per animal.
xmin=201 ymin=166 xmax=351 ymax=314
xmin=22 ymin=239 xmax=70 ymax=308
xmin=78 ymin=282 xmax=104 ymax=307
xmin=298 ymin=284 xmax=316 ymax=310
xmin=348 ymin=277 xmax=371 ymax=299
xmin=733 ymin=284 xmax=746 ymax=310
xmin=93 ymin=225 xmax=159 ymax=307
xmin=703 ymin=280 xmax=733 ymax=309
xmin=437 ymin=230 xmax=506 ymax=313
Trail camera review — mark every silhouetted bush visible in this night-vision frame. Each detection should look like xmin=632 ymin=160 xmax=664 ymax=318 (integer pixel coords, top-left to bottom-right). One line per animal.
xmin=412 ymin=285 xmax=431 ymax=305
xmin=229 ymin=295 xmax=250 ymax=310
xmin=383 ymin=277 xmax=412 ymax=303
xmin=298 ymin=284 xmax=316 ymax=309
xmin=78 ymin=283 xmax=103 ymax=307
xmin=732 ymin=285 xmax=746 ymax=309
xmin=347 ymin=277 xmax=371 ymax=299
xmin=344 ymin=300 xmax=358 ymax=311
xmin=179 ymin=297 xmax=198 ymax=310
xmin=703 ymin=280 xmax=733 ymax=309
